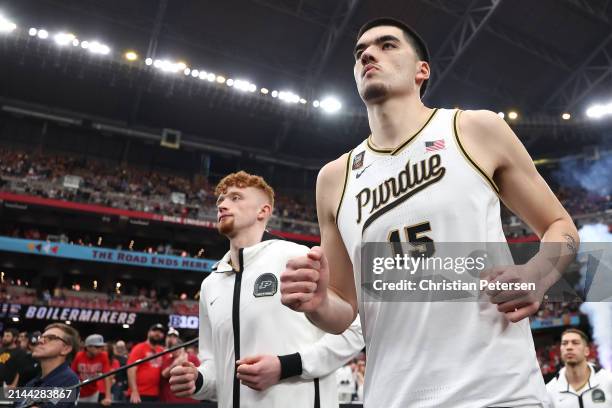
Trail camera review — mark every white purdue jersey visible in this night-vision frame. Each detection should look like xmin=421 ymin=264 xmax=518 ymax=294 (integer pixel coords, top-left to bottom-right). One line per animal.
xmin=336 ymin=108 xmax=550 ymax=408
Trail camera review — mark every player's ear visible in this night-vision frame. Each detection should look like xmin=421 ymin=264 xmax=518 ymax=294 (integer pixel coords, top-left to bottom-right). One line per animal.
xmin=415 ymin=61 xmax=430 ymax=88
xmin=257 ymin=203 xmax=272 ymax=221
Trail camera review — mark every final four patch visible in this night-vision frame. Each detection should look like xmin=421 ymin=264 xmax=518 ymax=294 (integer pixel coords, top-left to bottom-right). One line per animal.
xmin=352 ymin=151 xmax=365 ymax=170
xmin=254 ymin=273 xmax=278 ymax=297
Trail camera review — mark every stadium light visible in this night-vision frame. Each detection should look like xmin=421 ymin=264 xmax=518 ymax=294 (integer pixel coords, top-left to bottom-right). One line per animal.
xmin=299 ymin=98 xmax=307 ymax=104
xmin=508 ymin=111 xmax=518 ymax=120
xmin=65 ymin=321 xmax=71 ymax=325
xmin=11 ymin=316 xmax=19 ymax=322
xmin=233 ymin=79 xmax=254 ymax=92
xmin=184 ymin=67 xmax=191 ymax=76
xmin=207 ymin=73 xmax=216 ymax=82
xmin=0 ymin=14 xmax=17 ymax=33
xmin=562 ymin=113 xmax=571 ymax=120
xmin=199 ymin=71 xmax=207 ymax=80
xmin=278 ymin=91 xmax=300 ymax=103
xmin=80 ymin=40 xmax=89 ymax=49
xmin=72 ymin=39 xmax=79 ymax=47
xmin=124 ymin=51 xmax=138 ymax=61
xmin=271 ymin=90 xmax=278 ymax=98
xmin=123 ymin=324 xmax=130 ymax=329
xmin=260 ymin=88 xmax=269 ymax=94
xmin=313 ymin=100 xmax=320 ymax=107
xmin=54 ymin=32 xmax=75 ymax=46
xmin=37 ymin=29 xmax=49 ymax=39
xmin=320 ymin=96 xmax=342 ymax=114
xmin=28 ymin=27 xmax=37 ymax=36
xmin=216 ymin=75 xmax=226 ymax=84
xmin=191 ymin=69 xmax=199 ymax=77
xmin=88 ymin=41 xmax=110 ymax=55
xmin=497 ymin=112 xmax=505 ymax=119
xmin=226 ymin=78 xmax=234 ymax=87
xmin=586 ymin=102 xmax=612 ymax=119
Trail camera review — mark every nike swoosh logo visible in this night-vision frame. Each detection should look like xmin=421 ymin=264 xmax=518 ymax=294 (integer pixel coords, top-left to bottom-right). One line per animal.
xmin=209 ymin=297 xmax=219 ymax=306
xmin=356 ymin=163 xmax=373 ymax=179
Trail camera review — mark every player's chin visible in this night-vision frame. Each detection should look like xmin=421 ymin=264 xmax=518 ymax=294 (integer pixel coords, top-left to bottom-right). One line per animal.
xmin=360 ymin=82 xmax=388 ymax=103
xmin=217 ymin=219 xmax=234 ymax=235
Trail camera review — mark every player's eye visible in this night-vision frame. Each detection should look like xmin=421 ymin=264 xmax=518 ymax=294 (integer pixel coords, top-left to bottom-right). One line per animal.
xmin=382 ymin=42 xmax=395 ymax=50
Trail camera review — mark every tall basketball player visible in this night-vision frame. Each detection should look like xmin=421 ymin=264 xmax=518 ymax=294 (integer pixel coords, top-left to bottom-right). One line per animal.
xmin=280 ymin=18 xmax=579 ymax=407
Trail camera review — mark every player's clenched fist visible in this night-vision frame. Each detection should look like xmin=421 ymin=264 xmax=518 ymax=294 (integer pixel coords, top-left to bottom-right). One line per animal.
xmin=280 ymin=246 xmax=329 ymax=312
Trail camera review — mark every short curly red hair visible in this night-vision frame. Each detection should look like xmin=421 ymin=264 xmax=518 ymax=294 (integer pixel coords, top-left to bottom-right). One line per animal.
xmin=215 ymin=171 xmax=275 ymax=207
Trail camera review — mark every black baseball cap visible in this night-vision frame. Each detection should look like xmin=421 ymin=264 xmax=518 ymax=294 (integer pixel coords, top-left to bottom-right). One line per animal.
xmin=149 ymin=323 xmax=166 ymax=332
xmin=357 ymin=17 xmax=430 ymax=97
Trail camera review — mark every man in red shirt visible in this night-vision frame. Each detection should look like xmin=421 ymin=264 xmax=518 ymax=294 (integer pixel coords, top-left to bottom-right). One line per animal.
xmin=71 ymin=334 xmax=111 ymax=405
xmin=127 ymin=323 xmax=165 ymax=403
xmin=159 ymin=328 xmax=200 ymax=403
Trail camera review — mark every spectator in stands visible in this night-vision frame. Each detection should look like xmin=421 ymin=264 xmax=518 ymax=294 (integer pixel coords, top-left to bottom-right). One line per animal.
xmin=336 ymin=360 xmax=356 ymax=403
xmin=355 ymin=360 xmax=365 ymax=402
xmin=17 ymin=331 xmax=41 ymax=387
xmin=111 ymin=340 xmax=128 ymax=402
xmin=19 ymin=323 xmax=80 ymax=408
xmin=160 ymin=328 xmax=199 ymax=403
xmin=546 ymin=328 xmax=612 ymax=406
xmin=17 ymin=331 xmax=29 ymax=351
xmin=0 ymin=328 xmax=26 ymax=389
xmin=71 ymin=334 xmax=112 ymax=405
xmin=127 ymin=323 xmax=165 ymax=403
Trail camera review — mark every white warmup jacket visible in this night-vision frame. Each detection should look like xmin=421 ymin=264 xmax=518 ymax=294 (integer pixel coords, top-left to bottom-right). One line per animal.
xmin=547 ymin=364 xmax=612 ymax=407
xmin=191 ymin=233 xmax=365 ymax=408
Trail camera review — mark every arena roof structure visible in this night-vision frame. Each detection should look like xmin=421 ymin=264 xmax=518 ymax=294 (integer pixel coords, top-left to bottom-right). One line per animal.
xmin=0 ymin=0 xmax=611 ymax=164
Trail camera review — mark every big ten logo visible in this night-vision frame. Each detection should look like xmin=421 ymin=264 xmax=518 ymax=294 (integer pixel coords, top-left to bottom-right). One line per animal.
xmin=169 ymin=315 xmax=199 ymax=329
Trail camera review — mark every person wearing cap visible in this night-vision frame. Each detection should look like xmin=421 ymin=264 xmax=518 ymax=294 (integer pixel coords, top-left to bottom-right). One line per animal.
xmin=71 ymin=334 xmax=111 ymax=405
xmin=159 ymin=328 xmax=199 ymax=403
xmin=127 ymin=323 xmax=165 ymax=403
xmin=169 ymin=172 xmax=364 ymax=408
xmin=280 ymin=16 xmax=578 ymax=407
xmin=546 ymin=329 xmax=612 ymax=407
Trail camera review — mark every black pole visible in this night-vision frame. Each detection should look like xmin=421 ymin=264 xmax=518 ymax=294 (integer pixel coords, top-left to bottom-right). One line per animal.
xmin=20 ymin=337 xmax=198 ymax=408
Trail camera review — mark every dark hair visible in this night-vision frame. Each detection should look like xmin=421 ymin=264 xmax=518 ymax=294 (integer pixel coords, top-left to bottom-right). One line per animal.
xmin=44 ymin=323 xmax=81 ymax=362
xmin=561 ymin=328 xmax=589 ymax=345
xmin=4 ymin=328 xmax=19 ymax=339
xmin=357 ymin=17 xmax=430 ymax=97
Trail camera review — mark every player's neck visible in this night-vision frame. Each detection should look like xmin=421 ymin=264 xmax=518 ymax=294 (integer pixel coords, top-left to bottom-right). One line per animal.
xmin=565 ymin=361 xmax=590 ymax=389
xmin=366 ymin=96 xmax=431 ymax=149
xmin=229 ymin=226 xmax=266 ymax=269
xmin=40 ymin=356 xmax=65 ymax=378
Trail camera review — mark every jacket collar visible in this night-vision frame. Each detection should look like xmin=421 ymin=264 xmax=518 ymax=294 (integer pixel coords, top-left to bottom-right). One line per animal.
xmin=212 ymin=231 xmax=281 ymax=273
xmin=558 ymin=363 xmax=599 ymax=393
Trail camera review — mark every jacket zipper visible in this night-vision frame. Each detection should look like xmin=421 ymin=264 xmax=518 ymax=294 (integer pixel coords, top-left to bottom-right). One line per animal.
xmin=232 ymin=248 xmax=244 ymax=408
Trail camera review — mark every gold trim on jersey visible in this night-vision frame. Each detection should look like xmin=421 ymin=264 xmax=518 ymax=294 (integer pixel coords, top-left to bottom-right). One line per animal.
xmin=452 ymin=110 xmax=501 ymax=195
xmin=364 ymin=108 xmax=439 ymax=156
xmin=335 ymin=149 xmax=354 ymax=225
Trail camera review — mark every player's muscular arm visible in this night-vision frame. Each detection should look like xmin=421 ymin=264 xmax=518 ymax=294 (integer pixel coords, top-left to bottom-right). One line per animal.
xmin=280 ymin=153 xmax=357 ymax=334
xmin=459 ymin=110 xmax=579 ymax=319
xmin=307 ymin=155 xmax=358 ymax=333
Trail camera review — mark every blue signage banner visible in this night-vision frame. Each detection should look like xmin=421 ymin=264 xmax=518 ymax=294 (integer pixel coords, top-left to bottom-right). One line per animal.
xmin=0 ymin=236 xmax=215 ymax=272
